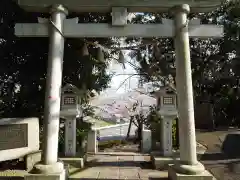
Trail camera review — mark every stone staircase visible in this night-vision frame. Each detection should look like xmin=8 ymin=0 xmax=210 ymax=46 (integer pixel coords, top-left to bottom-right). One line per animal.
xmin=68 ymin=153 xmax=168 ymax=180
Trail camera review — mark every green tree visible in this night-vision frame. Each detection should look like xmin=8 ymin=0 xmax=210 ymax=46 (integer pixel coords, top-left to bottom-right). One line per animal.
xmin=0 ymin=0 xmax=114 ymax=118
xmin=126 ymin=1 xmax=240 ymax=127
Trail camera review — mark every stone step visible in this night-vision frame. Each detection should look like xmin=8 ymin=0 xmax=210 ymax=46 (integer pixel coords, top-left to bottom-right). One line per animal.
xmin=89 ymin=151 xmax=151 ymax=156
xmin=68 ymin=167 xmax=169 ymax=180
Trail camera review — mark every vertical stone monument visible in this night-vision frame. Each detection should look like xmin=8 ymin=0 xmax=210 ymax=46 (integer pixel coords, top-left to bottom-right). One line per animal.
xmin=141 ymin=125 xmax=152 ymax=153
xmin=87 ymin=129 xmax=98 ymax=154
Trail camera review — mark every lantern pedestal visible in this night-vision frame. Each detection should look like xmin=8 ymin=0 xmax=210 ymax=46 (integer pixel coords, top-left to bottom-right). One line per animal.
xmin=160 ymin=115 xmax=175 ymax=156
xmin=64 ymin=116 xmax=77 ymax=157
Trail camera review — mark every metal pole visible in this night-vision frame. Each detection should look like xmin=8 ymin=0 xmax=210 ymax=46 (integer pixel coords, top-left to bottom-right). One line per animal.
xmin=172 ymin=4 xmax=205 ymax=174
xmin=42 ymin=4 xmax=68 ymax=165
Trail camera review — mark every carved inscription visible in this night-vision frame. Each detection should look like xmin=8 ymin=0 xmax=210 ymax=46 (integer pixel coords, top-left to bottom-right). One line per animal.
xmin=0 ymin=124 xmax=28 ymax=151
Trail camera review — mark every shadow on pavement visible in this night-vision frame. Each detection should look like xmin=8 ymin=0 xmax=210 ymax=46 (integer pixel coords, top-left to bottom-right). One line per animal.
xmin=85 ymin=160 xmax=152 ymax=169
xmin=200 ymin=152 xmax=227 ymax=161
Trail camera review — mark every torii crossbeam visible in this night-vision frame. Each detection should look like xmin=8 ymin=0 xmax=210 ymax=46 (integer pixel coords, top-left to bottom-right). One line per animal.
xmin=17 ymin=0 xmax=223 ymax=12
xmin=15 ymin=17 xmax=223 ymax=38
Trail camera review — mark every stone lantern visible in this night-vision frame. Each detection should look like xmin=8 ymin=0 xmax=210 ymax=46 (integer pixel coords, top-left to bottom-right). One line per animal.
xmin=154 ymin=85 xmax=178 ymax=156
xmin=60 ymin=84 xmax=83 ymax=157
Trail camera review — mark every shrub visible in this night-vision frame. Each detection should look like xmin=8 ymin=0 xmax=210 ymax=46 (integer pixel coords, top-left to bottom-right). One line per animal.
xmin=98 ymin=140 xmax=128 ymax=150
xmin=76 ymin=118 xmax=92 ymax=153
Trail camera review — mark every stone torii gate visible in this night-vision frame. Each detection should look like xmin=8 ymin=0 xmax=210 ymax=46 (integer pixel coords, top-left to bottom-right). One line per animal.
xmin=15 ymin=0 xmax=224 ymax=180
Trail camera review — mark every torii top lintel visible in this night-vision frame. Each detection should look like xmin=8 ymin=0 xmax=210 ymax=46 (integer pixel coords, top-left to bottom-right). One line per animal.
xmin=17 ymin=0 xmax=223 ymax=13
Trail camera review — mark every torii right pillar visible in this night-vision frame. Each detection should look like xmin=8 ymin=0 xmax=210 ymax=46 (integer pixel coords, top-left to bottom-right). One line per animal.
xmin=168 ymin=4 xmax=214 ymax=180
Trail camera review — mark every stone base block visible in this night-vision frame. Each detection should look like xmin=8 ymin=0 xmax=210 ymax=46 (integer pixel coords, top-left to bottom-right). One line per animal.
xmin=25 ymin=150 xmax=86 ymax=173
xmin=153 ymin=156 xmax=179 ymax=170
xmin=168 ymin=165 xmax=215 ymax=180
xmin=151 ymin=151 xmax=179 ymax=170
xmin=25 ymin=150 xmax=42 ymax=171
xmin=25 ymin=169 xmax=66 ymax=180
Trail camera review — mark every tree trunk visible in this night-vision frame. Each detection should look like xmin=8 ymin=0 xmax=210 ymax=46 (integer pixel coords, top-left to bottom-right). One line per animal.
xmin=137 ymin=125 xmax=143 ymax=149
xmin=126 ymin=116 xmax=133 ymax=140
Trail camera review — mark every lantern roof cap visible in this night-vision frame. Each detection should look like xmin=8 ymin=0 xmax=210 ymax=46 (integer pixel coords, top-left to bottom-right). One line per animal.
xmin=152 ymin=84 xmax=176 ymax=96
xmin=62 ymin=83 xmax=82 ymax=95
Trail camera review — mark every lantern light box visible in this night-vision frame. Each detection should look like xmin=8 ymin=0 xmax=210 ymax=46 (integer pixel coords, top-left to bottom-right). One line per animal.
xmin=154 ymin=86 xmax=178 ymax=116
xmin=61 ymin=84 xmax=82 ymax=116
xmin=63 ymin=96 xmax=76 ymax=105
xmin=163 ymin=96 xmax=174 ymax=105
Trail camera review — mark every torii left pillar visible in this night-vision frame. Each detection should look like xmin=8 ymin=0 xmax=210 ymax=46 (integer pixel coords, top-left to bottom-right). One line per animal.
xmin=25 ymin=4 xmax=68 ymax=180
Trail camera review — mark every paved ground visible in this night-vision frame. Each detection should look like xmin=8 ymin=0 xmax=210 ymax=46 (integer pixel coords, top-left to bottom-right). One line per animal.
xmin=95 ymin=129 xmax=240 ymax=180
xmin=197 ymin=129 xmax=240 ymax=180
xmin=68 ymin=153 xmax=167 ymax=180
xmin=1 ymin=129 xmax=239 ymax=180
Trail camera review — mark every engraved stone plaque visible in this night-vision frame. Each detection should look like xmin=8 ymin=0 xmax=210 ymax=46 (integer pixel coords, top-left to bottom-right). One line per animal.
xmin=0 ymin=124 xmax=28 ymax=151
xmin=0 ymin=118 xmax=39 ymax=162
